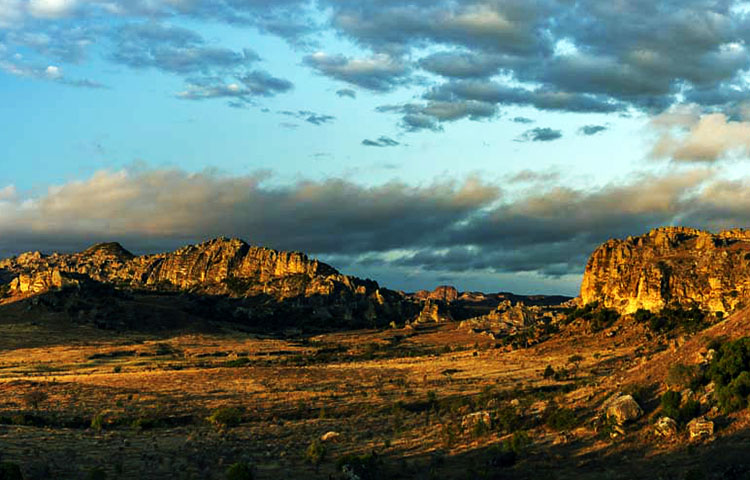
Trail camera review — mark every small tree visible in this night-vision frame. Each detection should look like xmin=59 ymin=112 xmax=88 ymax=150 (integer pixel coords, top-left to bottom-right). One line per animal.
xmin=543 ymin=365 xmax=555 ymax=379
xmin=23 ymin=389 xmax=48 ymax=411
xmin=567 ymin=354 xmax=584 ymax=374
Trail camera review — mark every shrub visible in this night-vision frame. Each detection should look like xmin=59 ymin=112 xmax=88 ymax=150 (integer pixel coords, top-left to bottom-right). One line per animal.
xmin=207 ymin=407 xmax=242 ymax=428
xmin=660 ymin=390 xmax=681 ymax=419
xmin=86 ymin=467 xmax=107 ymax=480
xmin=502 ymin=430 xmax=530 ymax=455
xmin=91 ymin=412 xmax=106 ymax=431
xmin=0 ymin=462 xmax=23 ymax=480
xmin=542 ymin=365 xmax=555 ymax=379
xmin=336 ymin=453 xmax=381 ymax=480
xmin=544 ymin=405 xmax=577 ymax=431
xmin=23 ymin=389 xmax=48 ymax=410
xmin=305 ymin=439 xmax=326 ymax=466
xmin=495 ymin=405 xmax=523 ymax=433
xmin=707 ymin=338 xmax=750 ymax=413
xmin=225 ymin=462 xmax=254 ymax=480
xmin=644 ymin=306 xmax=707 ymax=335
xmin=666 ymin=363 xmax=702 ymax=390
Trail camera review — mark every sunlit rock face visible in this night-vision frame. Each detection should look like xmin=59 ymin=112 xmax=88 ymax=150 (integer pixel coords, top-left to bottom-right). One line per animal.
xmin=0 ymin=238 xmax=421 ymax=326
xmin=581 ymin=227 xmax=750 ymax=314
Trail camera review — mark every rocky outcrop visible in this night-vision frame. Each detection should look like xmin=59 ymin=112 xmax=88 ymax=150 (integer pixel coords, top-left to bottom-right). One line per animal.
xmin=0 ymin=238 xmax=417 ymax=328
xmin=581 ymin=227 xmax=750 ymax=314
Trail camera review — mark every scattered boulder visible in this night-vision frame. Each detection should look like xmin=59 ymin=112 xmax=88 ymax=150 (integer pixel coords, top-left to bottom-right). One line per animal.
xmin=320 ymin=431 xmax=340 ymax=442
xmin=605 ymin=395 xmax=643 ymax=425
xmin=687 ymin=417 xmax=714 ymax=441
xmin=461 ymin=411 xmax=492 ymax=430
xmin=654 ymin=417 xmax=678 ymax=438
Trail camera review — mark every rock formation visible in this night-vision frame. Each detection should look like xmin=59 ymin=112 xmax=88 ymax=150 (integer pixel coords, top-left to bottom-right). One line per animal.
xmin=581 ymin=227 xmax=750 ymax=314
xmin=0 ymin=238 xmax=417 ymax=328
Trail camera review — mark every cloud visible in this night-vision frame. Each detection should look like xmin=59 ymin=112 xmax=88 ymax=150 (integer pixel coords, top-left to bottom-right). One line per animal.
xmin=0 ymin=168 xmax=500 ymax=257
xmin=111 ymin=23 xmax=258 ymax=75
xmin=511 ymin=117 xmax=534 ymax=124
xmin=578 ymin=125 xmax=607 ymax=136
xmin=377 ymin=100 xmax=497 ymax=132
xmin=0 ymin=57 xmax=105 ymax=88
xmin=177 ymin=71 xmax=293 ymax=104
xmin=650 ymin=104 xmax=750 ymax=162
xmin=304 ymin=52 xmax=410 ymax=92
xmin=3 ymin=166 xmax=745 ymax=287
xmin=336 ymin=88 xmax=356 ymax=98
xmin=362 ymin=136 xmax=400 ymax=147
xmin=516 ymin=127 xmax=562 ymax=142
xmin=28 ymin=0 xmax=77 ymax=18
xmin=418 ymin=51 xmax=503 ymax=78
xmin=278 ymin=110 xmax=335 ymax=125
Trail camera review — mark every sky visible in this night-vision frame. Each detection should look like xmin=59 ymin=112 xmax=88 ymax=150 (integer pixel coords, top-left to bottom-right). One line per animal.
xmin=3 ymin=1 xmax=750 ymax=296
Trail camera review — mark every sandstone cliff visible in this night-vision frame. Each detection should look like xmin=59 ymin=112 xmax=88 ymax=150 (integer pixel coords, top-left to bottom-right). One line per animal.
xmin=0 ymin=238 xmax=415 ymax=328
xmin=581 ymin=227 xmax=750 ymax=314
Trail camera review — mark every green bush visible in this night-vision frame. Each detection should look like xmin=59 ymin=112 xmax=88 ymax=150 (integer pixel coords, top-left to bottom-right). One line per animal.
xmin=660 ymin=391 xmax=681 ymax=419
xmin=544 ymin=405 xmax=577 ymax=431
xmin=225 ymin=462 xmax=254 ymax=480
xmin=639 ymin=306 xmax=707 ymax=335
xmin=708 ymin=338 xmax=750 ymax=413
xmin=207 ymin=407 xmax=242 ymax=428
xmin=495 ymin=405 xmax=523 ymax=433
xmin=305 ymin=439 xmax=326 ymax=466
xmin=502 ymin=430 xmax=530 ymax=455
xmin=542 ymin=365 xmax=555 ymax=379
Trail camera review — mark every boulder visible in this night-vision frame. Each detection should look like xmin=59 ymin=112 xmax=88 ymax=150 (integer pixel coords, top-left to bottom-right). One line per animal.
xmin=320 ymin=431 xmax=340 ymax=442
xmin=687 ymin=417 xmax=714 ymax=440
xmin=654 ymin=417 xmax=678 ymax=438
xmin=605 ymin=395 xmax=643 ymax=425
xmin=461 ymin=411 xmax=492 ymax=431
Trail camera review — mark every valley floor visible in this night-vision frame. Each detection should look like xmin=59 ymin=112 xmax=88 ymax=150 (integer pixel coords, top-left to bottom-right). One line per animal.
xmin=1 ymin=316 xmax=749 ymax=479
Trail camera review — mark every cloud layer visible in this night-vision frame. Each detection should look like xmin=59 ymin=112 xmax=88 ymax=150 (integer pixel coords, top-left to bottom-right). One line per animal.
xmin=3 ymin=166 xmax=750 ymax=292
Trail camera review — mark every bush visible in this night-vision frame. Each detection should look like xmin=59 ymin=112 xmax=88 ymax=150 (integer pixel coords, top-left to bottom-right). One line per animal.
xmin=0 ymin=462 xmax=23 ymax=480
xmin=708 ymin=338 xmax=750 ymax=413
xmin=502 ymin=430 xmax=530 ymax=455
xmin=305 ymin=439 xmax=326 ymax=466
xmin=495 ymin=405 xmax=523 ymax=433
xmin=544 ymin=405 xmax=577 ymax=431
xmin=225 ymin=462 xmax=254 ymax=480
xmin=666 ymin=363 xmax=703 ymax=390
xmin=542 ymin=365 xmax=555 ymax=379
xmin=91 ymin=412 xmax=106 ymax=431
xmin=660 ymin=390 xmax=681 ymax=419
xmin=336 ymin=453 xmax=381 ymax=480
xmin=641 ymin=306 xmax=707 ymax=335
xmin=86 ymin=467 xmax=107 ymax=480
xmin=207 ymin=407 xmax=242 ymax=428
xmin=23 ymin=389 xmax=48 ymax=410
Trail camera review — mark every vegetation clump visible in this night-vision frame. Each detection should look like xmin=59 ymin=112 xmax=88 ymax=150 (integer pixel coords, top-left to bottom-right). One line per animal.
xmin=207 ymin=407 xmax=242 ymax=428
xmin=225 ymin=461 xmax=254 ymax=480
xmin=660 ymin=391 xmax=700 ymax=423
xmin=336 ymin=452 xmax=382 ymax=480
xmin=634 ymin=306 xmax=707 ymax=335
xmin=708 ymin=338 xmax=750 ymax=413
xmin=565 ymin=302 xmax=619 ymax=332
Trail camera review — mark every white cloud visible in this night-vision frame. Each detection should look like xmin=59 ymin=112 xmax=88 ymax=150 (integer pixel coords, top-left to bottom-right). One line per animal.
xmin=28 ymin=0 xmax=77 ymax=18
xmin=650 ymin=104 xmax=750 ymax=162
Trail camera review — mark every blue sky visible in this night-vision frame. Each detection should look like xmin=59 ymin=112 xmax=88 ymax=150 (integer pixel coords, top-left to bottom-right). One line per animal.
xmin=3 ymin=0 xmax=750 ymax=295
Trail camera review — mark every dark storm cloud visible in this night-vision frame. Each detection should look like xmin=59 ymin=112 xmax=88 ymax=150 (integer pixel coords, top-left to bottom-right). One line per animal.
xmin=578 ymin=125 xmax=607 ymax=136
xmin=516 ymin=128 xmax=562 ymax=142
xmin=362 ymin=136 xmax=400 ymax=147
